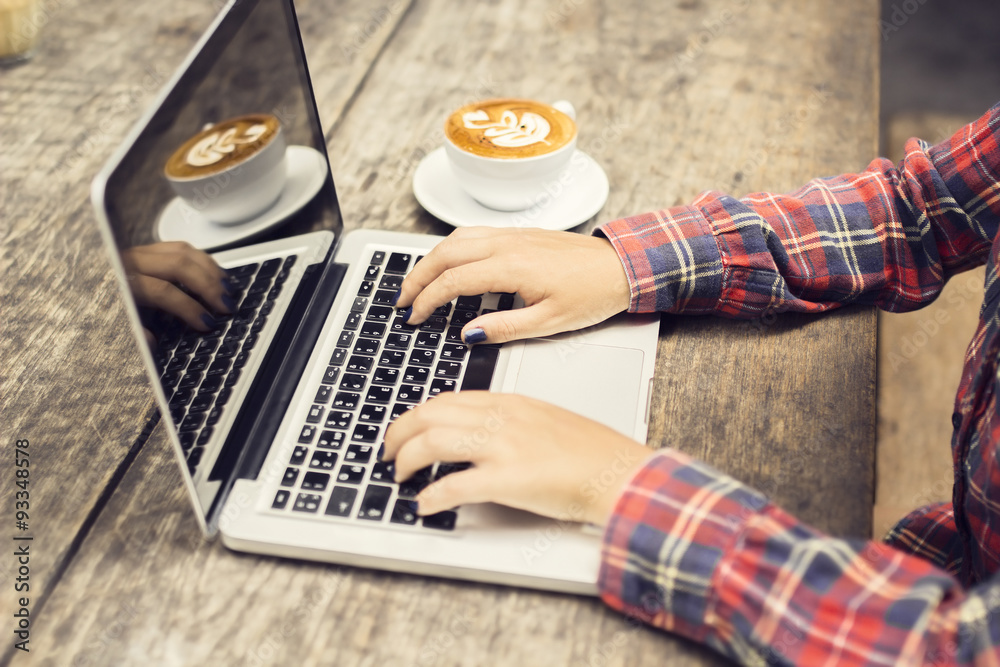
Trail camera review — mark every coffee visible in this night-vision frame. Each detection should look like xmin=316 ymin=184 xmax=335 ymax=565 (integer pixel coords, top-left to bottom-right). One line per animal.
xmin=165 ymin=114 xmax=280 ymax=179
xmin=445 ymin=99 xmax=576 ymax=159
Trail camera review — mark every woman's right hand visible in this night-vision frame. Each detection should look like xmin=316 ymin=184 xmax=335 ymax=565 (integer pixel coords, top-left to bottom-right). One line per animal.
xmin=395 ymin=227 xmax=632 ymax=344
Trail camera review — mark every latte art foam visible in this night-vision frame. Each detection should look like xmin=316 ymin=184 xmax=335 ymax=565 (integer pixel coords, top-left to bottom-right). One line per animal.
xmin=446 ymin=99 xmax=576 ymax=159
xmin=165 ymin=114 xmax=280 ymax=179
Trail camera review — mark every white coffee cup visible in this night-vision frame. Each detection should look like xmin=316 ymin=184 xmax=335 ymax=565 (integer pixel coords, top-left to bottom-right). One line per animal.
xmin=165 ymin=116 xmax=288 ymax=225
xmin=443 ymin=99 xmax=577 ymax=211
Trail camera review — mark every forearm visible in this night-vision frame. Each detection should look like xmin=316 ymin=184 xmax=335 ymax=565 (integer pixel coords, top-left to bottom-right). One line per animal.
xmin=598 ymin=102 xmax=1000 ymax=318
xmin=600 ymin=451 xmax=996 ymax=666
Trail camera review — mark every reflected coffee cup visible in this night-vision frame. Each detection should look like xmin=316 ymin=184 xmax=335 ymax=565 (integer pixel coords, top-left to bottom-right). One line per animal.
xmin=165 ymin=113 xmax=287 ymax=225
xmin=443 ymin=98 xmax=577 ymax=211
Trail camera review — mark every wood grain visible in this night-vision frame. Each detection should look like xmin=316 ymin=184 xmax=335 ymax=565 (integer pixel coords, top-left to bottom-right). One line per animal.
xmin=9 ymin=0 xmax=878 ymax=664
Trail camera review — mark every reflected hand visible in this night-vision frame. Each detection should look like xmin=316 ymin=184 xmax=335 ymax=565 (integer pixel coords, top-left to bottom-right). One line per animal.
xmin=395 ymin=227 xmax=631 ymax=344
xmin=121 ymin=242 xmax=233 ymax=345
xmin=382 ymin=392 xmax=650 ymax=526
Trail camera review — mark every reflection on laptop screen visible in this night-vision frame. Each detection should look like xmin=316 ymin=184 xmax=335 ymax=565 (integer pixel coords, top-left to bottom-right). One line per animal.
xmin=98 ymin=0 xmax=340 ymax=523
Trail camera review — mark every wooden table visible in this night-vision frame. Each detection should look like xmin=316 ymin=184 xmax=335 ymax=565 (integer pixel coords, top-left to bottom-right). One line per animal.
xmin=0 ymin=0 xmax=878 ymax=664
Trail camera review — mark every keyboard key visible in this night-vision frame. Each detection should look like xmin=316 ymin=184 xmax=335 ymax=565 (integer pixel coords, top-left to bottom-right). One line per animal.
xmin=390 ymin=403 xmax=415 ymax=421
xmin=359 ymin=485 xmax=393 ymax=521
xmin=497 ymin=293 xmax=516 ymax=310
xmin=293 ymin=493 xmax=322 ymax=513
xmin=402 ymin=366 xmax=429 ymax=384
xmin=372 ymin=367 xmax=399 ymax=386
xmin=337 ymin=331 xmax=354 ymax=348
xmin=440 ymin=343 xmax=467 ymax=360
xmin=415 ymin=332 xmax=442 ymax=349
xmin=352 ymin=424 xmax=380 ymax=443
xmin=370 ymin=460 xmax=396 ymax=483
xmin=365 ymin=265 xmax=380 ymax=280
xmin=306 ymin=405 xmax=325 ymax=424
xmin=446 ymin=326 xmax=464 ymax=344
xmin=351 ymin=297 xmax=368 ymax=313
xmin=433 ymin=303 xmax=453 ymax=317
xmin=298 ymin=425 xmax=316 ymax=444
xmin=409 ymin=349 xmax=436 ymax=367
xmin=216 ymin=386 xmax=232 ymax=405
xmin=257 ymin=257 xmax=282 ymax=278
xmin=384 ymin=252 xmax=411 ymax=274
xmin=373 ymin=289 xmax=397 ymax=305
xmin=195 ymin=338 xmax=220 ymax=356
xmin=422 ymin=511 xmax=458 ymax=531
xmin=272 ymin=489 xmax=291 ymax=510
xmin=429 ymin=379 xmax=457 ymax=396
xmin=281 ymin=467 xmax=299 ymax=487
xmin=370 ymin=251 xmax=385 ymax=265
xmin=390 ymin=316 xmax=416 ymax=333
xmin=309 ymin=451 xmax=338 ymax=470
xmin=398 ymin=466 xmax=434 ymax=498
xmin=360 ymin=321 xmax=386 ymax=338
xmin=385 ymin=333 xmax=412 ymax=350
xmin=346 ymin=355 xmax=374 ymax=373
xmin=455 ymin=295 xmax=482 ymax=311
xmin=434 ymin=361 xmax=463 ymax=380
xmin=321 ymin=366 xmax=341 ymax=384
xmin=332 ymin=391 xmax=360 ymax=410
xmin=451 ymin=309 xmax=477 ymax=325
xmin=379 ymin=350 xmax=406 ymax=367
xmin=205 ymin=406 xmax=223 ymax=426
xmin=224 ymin=369 xmax=241 ymax=387
xmin=188 ymin=393 xmax=214 ymax=414
xmin=344 ymin=312 xmax=362 ymax=330
xmin=325 ymin=411 xmax=352 ymax=430
xmin=336 ymin=465 xmax=365 ymax=485
xmin=460 ymin=345 xmax=500 ymax=391
xmin=318 ymin=430 xmax=345 ymax=449
xmin=325 ymin=486 xmax=358 ymax=517
xmin=187 ymin=356 xmax=210 ymax=373
xmin=289 ymin=445 xmax=309 ymax=466
xmin=345 ymin=443 xmax=373 ymax=463
xmin=315 ymin=385 xmax=333 ymax=404
xmin=196 ymin=427 xmax=213 ymax=446
xmin=419 ymin=316 xmax=448 ymax=332
xmin=296 ymin=471 xmax=328 ymax=492
xmin=228 ymin=262 xmax=258 ymax=278
xmin=390 ymin=499 xmax=419 ymax=525
xmin=396 ymin=384 xmax=423 ymax=404
xmin=352 ymin=339 xmax=380 ymax=360
xmin=358 ymin=280 xmax=375 ymax=297
xmin=359 ymin=404 xmax=386 ymax=424
xmin=340 ymin=374 xmax=366 ymax=391
xmin=330 ymin=348 xmax=348 ymax=365
xmin=365 ymin=386 xmax=394 ymax=404
xmin=366 ymin=305 xmax=393 ymax=322
xmin=179 ymin=412 xmax=206 ymax=432
xmin=378 ymin=274 xmax=402 ymax=290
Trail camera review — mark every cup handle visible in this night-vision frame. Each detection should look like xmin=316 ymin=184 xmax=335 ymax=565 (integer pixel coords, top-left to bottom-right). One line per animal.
xmin=551 ymin=100 xmax=576 ymax=121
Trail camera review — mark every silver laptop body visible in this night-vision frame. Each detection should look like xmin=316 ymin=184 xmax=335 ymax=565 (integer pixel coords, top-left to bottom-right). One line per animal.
xmin=91 ymin=0 xmax=658 ymax=595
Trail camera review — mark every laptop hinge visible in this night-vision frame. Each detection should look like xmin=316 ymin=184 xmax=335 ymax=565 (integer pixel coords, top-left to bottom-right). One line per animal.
xmin=205 ymin=258 xmax=348 ymax=532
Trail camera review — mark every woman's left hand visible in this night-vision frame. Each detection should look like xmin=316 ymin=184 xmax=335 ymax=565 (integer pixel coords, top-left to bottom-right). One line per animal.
xmin=382 ymin=392 xmax=651 ymax=526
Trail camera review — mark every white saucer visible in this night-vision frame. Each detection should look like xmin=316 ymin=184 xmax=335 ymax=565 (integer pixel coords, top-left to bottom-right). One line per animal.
xmin=412 ymin=147 xmax=609 ymax=230
xmin=156 ymin=145 xmax=328 ymax=250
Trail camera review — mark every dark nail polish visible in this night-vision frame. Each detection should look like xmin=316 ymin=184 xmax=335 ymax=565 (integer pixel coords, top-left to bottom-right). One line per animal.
xmin=221 ymin=294 xmax=237 ymax=313
xmin=464 ymin=327 xmax=487 ymax=344
xmin=376 ymin=444 xmax=384 ymax=461
xmin=402 ymin=306 xmax=413 ymax=323
xmin=390 ymin=289 xmax=401 ymax=307
xmin=200 ymin=313 xmax=217 ymax=330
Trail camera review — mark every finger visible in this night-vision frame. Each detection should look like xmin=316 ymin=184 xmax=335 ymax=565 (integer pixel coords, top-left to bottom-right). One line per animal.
xmin=392 ymin=427 xmax=484 ymax=482
xmin=142 ymin=327 xmax=157 ymax=349
xmin=459 ymin=302 xmax=561 ymax=344
xmin=130 ymin=274 xmax=213 ymax=331
xmin=383 ymin=391 xmax=500 ymax=461
xmin=397 ymin=237 xmax=497 ymax=306
xmin=127 ymin=243 xmax=232 ymax=314
xmin=415 ymin=468 xmax=495 ymax=515
xmin=402 ymin=260 xmax=522 ymax=325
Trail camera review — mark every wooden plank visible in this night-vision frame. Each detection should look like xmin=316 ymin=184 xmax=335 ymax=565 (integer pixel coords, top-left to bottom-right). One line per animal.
xmin=0 ymin=0 xmax=410 ymax=660
xmin=24 ymin=0 xmax=878 ymax=664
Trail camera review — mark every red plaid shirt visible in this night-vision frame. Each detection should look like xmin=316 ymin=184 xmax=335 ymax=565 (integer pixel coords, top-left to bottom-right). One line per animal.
xmin=596 ymin=103 xmax=1000 ymax=665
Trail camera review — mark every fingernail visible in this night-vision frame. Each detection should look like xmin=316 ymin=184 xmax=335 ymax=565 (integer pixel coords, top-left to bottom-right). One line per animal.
xmin=376 ymin=444 xmax=384 ymax=461
xmin=402 ymin=306 xmax=413 ymax=323
xmin=221 ymin=294 xmax=237 ymax=313
xmin=464 ymin=327 xmax=487 ymax=344
xmin=200 ymin=313 xmax=217 ymax=330
xmin=390 ymin=289 xmax=401 ymax=307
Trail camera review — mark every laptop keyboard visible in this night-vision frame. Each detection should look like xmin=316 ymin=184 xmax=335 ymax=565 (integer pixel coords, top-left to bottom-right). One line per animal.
xmin=270 ymin=249 xmax=507 ymax=532
xmin=154 ymin=254 xmax=298 ymax=475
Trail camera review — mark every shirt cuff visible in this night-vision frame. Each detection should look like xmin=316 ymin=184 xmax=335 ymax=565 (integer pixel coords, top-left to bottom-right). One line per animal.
xmin=596 ymin=205 xmax=726 ymax=314
xmin=598 ymin=449 xmax=769 ymax=646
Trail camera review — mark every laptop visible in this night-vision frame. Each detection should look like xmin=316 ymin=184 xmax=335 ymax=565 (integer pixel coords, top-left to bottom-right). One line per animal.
xmin=90 ymin=0 xmax=659 ymax=594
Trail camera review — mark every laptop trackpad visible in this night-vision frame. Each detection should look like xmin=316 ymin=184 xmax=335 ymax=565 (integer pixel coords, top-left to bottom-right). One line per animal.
xmin=509 ymin=340 xmax=645 ymax=437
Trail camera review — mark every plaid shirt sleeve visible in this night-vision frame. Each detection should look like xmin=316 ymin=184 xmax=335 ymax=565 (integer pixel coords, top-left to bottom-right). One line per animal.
xmin=596 ymin=104 xmax=1000 ymax=665
xmin=597 ymin=104 xmax=1000 ymax=317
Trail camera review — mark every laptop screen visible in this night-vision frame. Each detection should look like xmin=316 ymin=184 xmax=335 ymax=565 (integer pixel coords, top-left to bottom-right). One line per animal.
xmin=94 ymin=0 xmax=340 ymax=529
